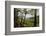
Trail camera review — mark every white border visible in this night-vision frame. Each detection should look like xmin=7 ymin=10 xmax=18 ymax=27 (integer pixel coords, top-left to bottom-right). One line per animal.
xmin=11 ymin=5 xmax=42 ymax=32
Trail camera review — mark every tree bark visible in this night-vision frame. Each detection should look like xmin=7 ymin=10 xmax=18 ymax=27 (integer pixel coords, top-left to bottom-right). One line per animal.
xmin=34 ymin=9 xmax=37 ymax=27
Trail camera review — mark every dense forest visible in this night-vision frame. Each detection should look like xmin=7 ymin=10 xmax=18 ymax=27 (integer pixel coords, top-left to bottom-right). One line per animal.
xmin=14 ymin=8 xmax=39 ymax=28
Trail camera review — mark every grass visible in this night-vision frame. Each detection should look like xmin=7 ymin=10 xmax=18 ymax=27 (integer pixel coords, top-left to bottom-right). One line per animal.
xmin=14 ymin=16 xmax=39 ymax=27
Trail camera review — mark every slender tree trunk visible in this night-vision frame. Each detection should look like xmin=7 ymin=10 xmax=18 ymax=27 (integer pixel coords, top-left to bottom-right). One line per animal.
xmin=20 ymin=14 xmax=24 ymax=27
xmin=23 ymin=14 xmax=26 ymax=24
xmin=34 ymin=9 xmax=37 ymax=27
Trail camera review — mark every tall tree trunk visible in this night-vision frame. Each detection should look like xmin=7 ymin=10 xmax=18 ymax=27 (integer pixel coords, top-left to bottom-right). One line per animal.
xmin=14 ymin=8 xmax=18 ymax=27
xmin=34 ymin=9 xmax=37 ymax=27
xmin=23 ymin=13 xmax=26 ymax=24
xmin=20 ymin=14 xmax=24 ymax=27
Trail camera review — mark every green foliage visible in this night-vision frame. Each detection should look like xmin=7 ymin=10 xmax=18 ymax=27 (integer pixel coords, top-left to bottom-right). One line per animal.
xmin=15 ymin=16 xmax=39 ymax=27
xmin=14 ymin=8 xmax=39 ymax=27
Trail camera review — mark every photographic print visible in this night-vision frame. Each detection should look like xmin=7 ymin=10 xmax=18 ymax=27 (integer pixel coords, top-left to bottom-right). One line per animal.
xmin=11 ymin=5 xmax=43 ymax=32
xmin=14 ymin=8 xmax=39 ymax=27
xmin=5 ymin=1 xmax=45 ymax=35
